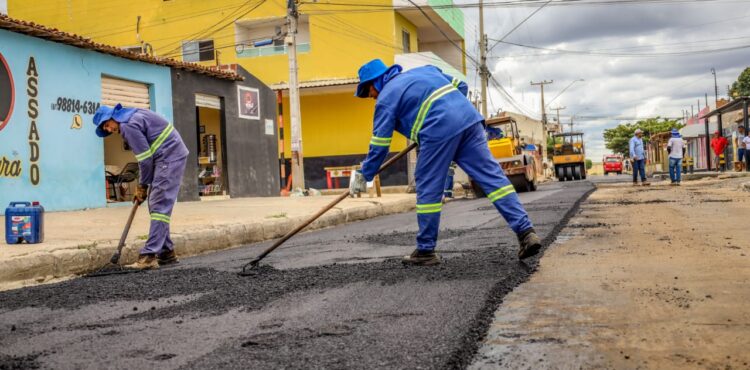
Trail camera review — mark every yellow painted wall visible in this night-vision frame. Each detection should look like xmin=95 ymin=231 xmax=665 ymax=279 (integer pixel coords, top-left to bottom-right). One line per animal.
xmin=394 ymin=13 xmax=418 ymax=54
xmin=8 ymin=0 xmax=403 ymax=84
xmin=281 ymin=92 xmax=408 ymax=158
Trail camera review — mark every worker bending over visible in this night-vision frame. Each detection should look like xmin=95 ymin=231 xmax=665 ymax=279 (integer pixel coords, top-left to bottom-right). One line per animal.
xmin=350 ymin=59 xmax=541 ymax=266
xmin=93 ymin=104 xmax=189 ymax=269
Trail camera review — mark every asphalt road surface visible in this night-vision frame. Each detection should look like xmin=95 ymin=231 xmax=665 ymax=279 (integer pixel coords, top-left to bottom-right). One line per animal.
xmin=0 ymin=179 xmax=596 ymax=370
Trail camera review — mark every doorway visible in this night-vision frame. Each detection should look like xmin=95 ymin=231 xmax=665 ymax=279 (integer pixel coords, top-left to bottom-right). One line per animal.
xmin=101 ymin=76 xmax=150 ymax=202
xmin=195 ymin=94 xmax=229 ymax=199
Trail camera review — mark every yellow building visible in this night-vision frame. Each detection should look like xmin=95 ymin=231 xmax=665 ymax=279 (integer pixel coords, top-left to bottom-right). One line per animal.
xmin=8 ymin=0 xmax=468 ymax=189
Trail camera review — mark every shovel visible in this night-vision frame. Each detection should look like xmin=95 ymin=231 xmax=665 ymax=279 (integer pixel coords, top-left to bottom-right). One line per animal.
xmin=240 ymin=142 xmax=418 ymax=276
xmin=85 ymin=202 xmax=144 ymax=277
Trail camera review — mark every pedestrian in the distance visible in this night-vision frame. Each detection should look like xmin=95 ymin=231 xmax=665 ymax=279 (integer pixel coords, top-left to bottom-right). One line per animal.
xmin=93 ymin=104 xmax=189 ymax=270
xmin=735 ymin=126 xmax=746 ymax=172
xmin=711 ymin=130 xmax=728 ymax=171
xmin=629 ymin=129 xmax=649 ymax=186
xmin=666 ymin=128 xmax=685 ymax=185
xmin=743 ymin=134 xmax=750 ymax=171
xmin=350 ymin=59 xmax=541 ymax=265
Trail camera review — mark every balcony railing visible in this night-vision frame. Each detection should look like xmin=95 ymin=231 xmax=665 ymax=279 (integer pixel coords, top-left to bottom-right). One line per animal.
xmin=236 ymin=43 xmax=311 ymax=58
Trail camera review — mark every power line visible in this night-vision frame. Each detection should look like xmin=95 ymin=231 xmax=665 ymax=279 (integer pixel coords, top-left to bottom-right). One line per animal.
xmin=490 ymin=39 xmax=750 ymax=57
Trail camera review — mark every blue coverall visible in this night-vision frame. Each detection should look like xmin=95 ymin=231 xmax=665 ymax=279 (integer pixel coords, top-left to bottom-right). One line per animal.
xmin=360 ymin=65 xmax=534 ymax=251
xmin=117 ymin=109 xmax=189 ymax=256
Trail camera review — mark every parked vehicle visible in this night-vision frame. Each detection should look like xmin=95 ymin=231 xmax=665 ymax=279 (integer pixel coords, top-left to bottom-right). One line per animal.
xmin=603 ymin=155 xmax=623 ymax=175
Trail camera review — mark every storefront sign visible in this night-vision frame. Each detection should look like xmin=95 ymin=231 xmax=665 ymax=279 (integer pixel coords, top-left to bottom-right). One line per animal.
xmin=238 ymin=85 xmax=260 ymax=120
xmin=265 ymin=118 xmax=274 ymax=135
xmin=0 ymin=51 xmax=13 ymax=133
xmin=27 ymin=56 xmax=40 ymax=185
xmin=0 ymin=155 xmax=21 ymax=177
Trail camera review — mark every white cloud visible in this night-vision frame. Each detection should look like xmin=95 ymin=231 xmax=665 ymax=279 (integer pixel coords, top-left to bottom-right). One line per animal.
xmin=457 ymin=0 xmax=750 ymax=159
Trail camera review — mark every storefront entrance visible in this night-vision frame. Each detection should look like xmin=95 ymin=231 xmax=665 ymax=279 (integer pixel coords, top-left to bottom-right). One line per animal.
xmin=102 ymin=76 xmax=150 ymax=202
xmin=195 ymin=94 xmax=229 ymax=199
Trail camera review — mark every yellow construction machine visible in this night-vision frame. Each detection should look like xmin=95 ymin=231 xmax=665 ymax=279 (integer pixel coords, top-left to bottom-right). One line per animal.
xmin=552 ymin=132 xmax=586 ymax=181
xmin=471 ymin=116 xmax=537 ymax=195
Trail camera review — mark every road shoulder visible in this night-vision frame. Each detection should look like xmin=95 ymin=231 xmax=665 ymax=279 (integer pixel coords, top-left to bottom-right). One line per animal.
xmin=471 ymin=177 xmax=750 ymax=369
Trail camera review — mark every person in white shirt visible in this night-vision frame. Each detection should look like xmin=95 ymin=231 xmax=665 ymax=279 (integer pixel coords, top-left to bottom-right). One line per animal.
xmin=667 ymin=128 xmax=685 ymax=185
xmin=743 ymin=134 xmax=750 ymax=171
xmin=736 ymin=126 xmax=747 ymax=171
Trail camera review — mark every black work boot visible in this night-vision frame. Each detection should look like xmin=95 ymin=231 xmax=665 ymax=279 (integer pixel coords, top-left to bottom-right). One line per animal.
xmin=402 ymin=249 xmax=441 ymax=266
xmin=157 ymin=249 xmax=179 ymax=266
xmin=517 ymin=228 xmax=542 ymax=260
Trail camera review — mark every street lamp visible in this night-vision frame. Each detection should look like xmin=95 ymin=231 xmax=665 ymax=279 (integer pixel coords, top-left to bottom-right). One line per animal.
xmin=547 ymin=78 xmax=585 ymax=108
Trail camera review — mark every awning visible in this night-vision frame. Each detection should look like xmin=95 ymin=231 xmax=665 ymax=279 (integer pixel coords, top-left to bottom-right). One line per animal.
xmin=681 ymin=122 xmax=717 ymax=138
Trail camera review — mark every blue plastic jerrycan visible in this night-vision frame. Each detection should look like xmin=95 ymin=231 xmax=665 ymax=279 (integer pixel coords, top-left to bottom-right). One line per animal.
xmin=5 ymin=201 xmax=45 ymax=244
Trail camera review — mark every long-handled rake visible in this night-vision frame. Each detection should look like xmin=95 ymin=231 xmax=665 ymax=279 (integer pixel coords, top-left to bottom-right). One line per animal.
xmin=239 ymin=142 xmax=418 ymax=276
xmin=85 ymin=202 xmax=144 ymax=277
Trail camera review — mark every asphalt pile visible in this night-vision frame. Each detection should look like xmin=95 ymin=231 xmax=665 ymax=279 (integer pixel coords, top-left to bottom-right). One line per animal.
xmin=0 ymin=182 xmax=594 ymax=369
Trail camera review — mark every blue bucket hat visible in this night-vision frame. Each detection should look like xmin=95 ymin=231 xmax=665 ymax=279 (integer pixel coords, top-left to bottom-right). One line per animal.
xmin=93 ymin=103 xmax=138 ymax=137
xmin=671 ymin=128 xmax=680 ymax=137
xmin=355 ymin=59 xmax=389 ymax=98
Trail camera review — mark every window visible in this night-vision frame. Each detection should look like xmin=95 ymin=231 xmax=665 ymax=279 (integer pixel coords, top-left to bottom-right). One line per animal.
xmin=182 ymin=40 xmax=215 ymax=62
xmin=402 ymin=29 xmax=411 ymax=53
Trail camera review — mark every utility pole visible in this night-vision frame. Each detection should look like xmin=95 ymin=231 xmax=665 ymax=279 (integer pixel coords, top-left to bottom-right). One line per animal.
xmin=478 ymin=0 xmax=489 ymax=118
xmin=569 ymin=116 xmax=574 ymax=133
xmin=551 ymin=106 xmax=566 ymax=133
xmin=711 ymin=68 xmax=719 ymax=106
xmin=705 ymin=93 xmax=709 ymax=110
xmin=530 ymin=80 xmax=553 ymax=129
xmin=286 ymin=0 xmax=305 ymax=190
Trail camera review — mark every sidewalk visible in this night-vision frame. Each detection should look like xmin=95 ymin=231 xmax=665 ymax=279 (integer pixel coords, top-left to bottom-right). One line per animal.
xmin=0 ymin=193 xmax=416 ymax=291
xmin=471 ymin=176 xmax=750 ymax=369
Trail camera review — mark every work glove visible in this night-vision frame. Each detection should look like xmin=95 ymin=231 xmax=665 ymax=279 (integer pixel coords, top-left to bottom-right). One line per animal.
xmin=133 ymin=184 xmax=149 ymax=205
xmin=349 ymin=170 xmax=367 ymax=197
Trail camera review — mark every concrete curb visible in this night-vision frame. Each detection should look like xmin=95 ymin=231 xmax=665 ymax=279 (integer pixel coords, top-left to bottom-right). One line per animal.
xmin=0 ymin=197 xmax=416 ymax=291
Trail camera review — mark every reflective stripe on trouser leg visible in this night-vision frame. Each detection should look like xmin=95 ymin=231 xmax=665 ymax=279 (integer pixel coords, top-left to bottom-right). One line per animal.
xmin=454 ymin=122 xmax=533 ymax=234
xmin=141 ymin=157 xmax=187 ymax=255
xmin=414 ymin=135 xmax=463 ymax=251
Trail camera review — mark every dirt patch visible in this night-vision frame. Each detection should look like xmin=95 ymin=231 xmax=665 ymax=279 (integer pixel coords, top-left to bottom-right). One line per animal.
xmin=472 ymin=178 xmax=750 ymax=369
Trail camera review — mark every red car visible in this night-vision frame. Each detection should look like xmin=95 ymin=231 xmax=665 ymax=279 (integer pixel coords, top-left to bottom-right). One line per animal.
xmin=603 ymin=155 xmax=623 ymax=175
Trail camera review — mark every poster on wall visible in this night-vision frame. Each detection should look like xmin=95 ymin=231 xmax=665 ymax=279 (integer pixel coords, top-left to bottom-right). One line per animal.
xmin=237 ymin=86 xmax=260 ymax=120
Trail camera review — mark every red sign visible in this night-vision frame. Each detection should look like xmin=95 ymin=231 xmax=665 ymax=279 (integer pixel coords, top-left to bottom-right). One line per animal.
xmin=0 ymin=52 xmax=14 ymax=132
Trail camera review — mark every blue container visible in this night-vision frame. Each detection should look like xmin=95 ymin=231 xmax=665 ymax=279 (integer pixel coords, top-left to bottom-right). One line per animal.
xmin=5 ymin=201 xmax=45 ymax=244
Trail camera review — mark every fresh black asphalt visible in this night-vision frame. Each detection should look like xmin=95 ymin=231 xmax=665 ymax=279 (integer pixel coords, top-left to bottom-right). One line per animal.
xmin=0 ymin=180 xmax=594 ymax=370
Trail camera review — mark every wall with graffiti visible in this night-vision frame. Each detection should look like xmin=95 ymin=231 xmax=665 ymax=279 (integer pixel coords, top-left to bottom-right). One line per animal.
xmin=0 ymin=29 xmax=173 ymax=211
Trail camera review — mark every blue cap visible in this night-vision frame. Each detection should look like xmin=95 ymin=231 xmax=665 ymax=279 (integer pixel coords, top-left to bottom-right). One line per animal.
xmin=93 ymin=104 xmax=122 ymax=138
xmin=671 ymin=128 xmax=680 ymax=137
xmin=355 ymin=59 xmax=389 ymax=98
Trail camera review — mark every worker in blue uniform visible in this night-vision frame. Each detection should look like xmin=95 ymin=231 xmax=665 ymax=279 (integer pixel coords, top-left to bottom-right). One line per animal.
xmin=350 ymin=59 xmax=541 ymax=265
xmin=94 ymin=104 xmax=189 ymax=270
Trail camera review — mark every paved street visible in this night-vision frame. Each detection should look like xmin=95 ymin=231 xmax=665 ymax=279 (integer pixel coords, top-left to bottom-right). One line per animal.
xmin=0 ymin=180 xmax=593 ymax=369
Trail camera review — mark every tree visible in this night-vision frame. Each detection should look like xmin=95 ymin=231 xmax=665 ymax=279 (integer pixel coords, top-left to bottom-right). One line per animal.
xmin=585 ymin=159 xmax=593 ymax=170
xmin=730 ymin=67 xmax=750 ymax=99
xmin=603 ymin=117 xmax=683 ymax=158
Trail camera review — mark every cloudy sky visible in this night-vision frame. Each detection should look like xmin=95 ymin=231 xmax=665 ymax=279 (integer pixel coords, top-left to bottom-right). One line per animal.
xmin=456 ymin=0 xmax=750 ymax=160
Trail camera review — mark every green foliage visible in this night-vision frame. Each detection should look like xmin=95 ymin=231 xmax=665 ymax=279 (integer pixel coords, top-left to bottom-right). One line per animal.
xmin=730 ymin=67 xmax=750 ymax=99
xmin=602 ymin=117 xmax=683 ymax=158
xmin=585 ymin=159 xmax=593 ymax=170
